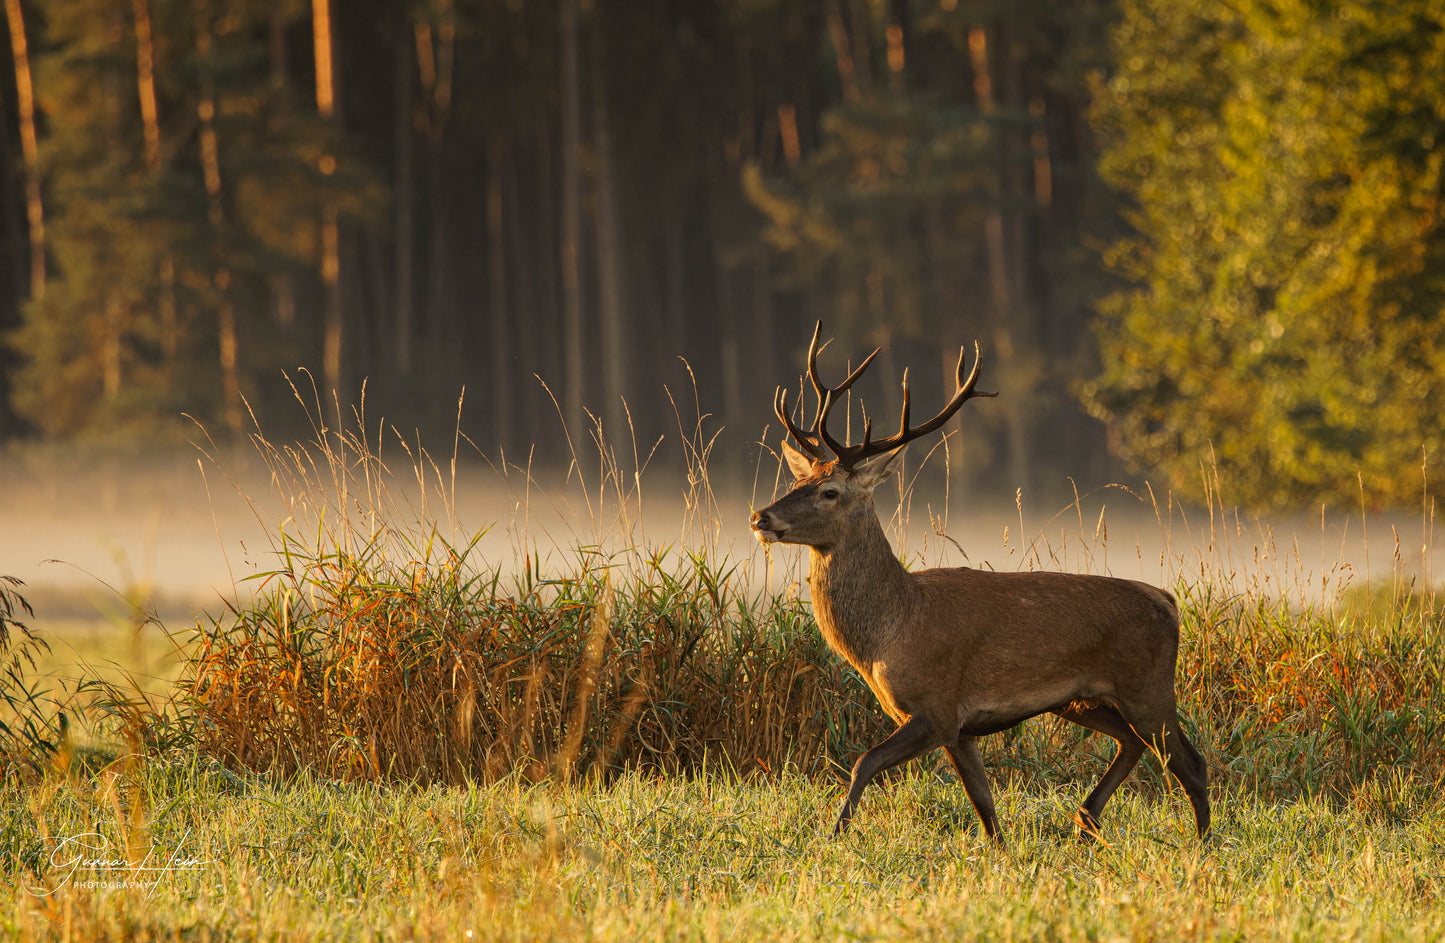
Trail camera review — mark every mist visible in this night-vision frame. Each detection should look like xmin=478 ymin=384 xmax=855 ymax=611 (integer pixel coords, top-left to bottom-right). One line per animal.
xmin=3 ymin=428 xmax=1432 ymax=635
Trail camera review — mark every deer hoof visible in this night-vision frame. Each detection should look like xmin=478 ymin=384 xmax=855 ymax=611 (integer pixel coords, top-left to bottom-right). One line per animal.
xmin=1073 ymin=809 xmax=1103 ymax=842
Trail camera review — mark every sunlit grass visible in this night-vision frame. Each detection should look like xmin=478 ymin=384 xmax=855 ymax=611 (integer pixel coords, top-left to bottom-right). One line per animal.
xmin=4 ymin=760 xmax=1443 ymax=940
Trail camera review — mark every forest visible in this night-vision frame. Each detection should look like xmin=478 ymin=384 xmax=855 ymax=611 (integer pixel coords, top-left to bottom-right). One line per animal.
xmin=2 ymin=0 xmax=1445 ymax=509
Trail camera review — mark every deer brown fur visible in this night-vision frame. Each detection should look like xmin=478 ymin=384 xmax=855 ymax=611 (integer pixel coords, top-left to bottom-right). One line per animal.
xmin=751 ymin=325 xmax=1210 ymax=842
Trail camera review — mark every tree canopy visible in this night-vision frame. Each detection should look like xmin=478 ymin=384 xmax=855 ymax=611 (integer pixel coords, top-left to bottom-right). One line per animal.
xmin=1086 ymin=0 xmax=1445 ymax=508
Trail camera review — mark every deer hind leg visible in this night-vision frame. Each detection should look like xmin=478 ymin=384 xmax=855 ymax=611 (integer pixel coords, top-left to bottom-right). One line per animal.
xmin=1158 ymin=715 xmax=1210 ymax=837
xmin=944 ymin=736 xmax=1002 ymax=844
xmin=1121 ymin=710 xmax=1212 ymax=839
xmin=834 ymin=715 xmax=938 ymax=835
xmin=1055 ymin=703 xmax=1146 ymax=839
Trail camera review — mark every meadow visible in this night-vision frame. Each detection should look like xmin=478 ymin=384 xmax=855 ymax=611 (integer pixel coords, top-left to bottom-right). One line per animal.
xmin=3 ymin=403 xmax=1444 ymax=940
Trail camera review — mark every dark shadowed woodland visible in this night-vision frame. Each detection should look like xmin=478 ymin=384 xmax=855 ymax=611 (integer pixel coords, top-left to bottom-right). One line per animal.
xmin=3 ymin=1 xmax=1445 ymax=509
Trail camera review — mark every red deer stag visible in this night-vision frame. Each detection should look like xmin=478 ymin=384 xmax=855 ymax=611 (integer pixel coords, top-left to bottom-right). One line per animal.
xmin=750 ymin=323 xmax=1209 ymax=842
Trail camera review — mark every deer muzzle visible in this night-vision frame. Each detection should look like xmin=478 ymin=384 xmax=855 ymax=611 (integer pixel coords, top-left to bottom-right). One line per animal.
xmin=750 ymin=509 xmax=785 ymax=543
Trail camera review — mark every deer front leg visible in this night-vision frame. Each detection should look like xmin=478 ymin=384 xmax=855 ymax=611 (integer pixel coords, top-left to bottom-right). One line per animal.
xmin=834 ymin=715 xmax=937 ymax=834
xmin=944 ymin=736 xmax=1002 ymax=844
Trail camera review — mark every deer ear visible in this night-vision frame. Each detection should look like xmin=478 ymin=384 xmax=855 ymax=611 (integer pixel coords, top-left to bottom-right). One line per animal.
xmin=780 ymin=440 xmax=817 ymax=480
xmin=849 ymin=445 xmax=907 ymax=491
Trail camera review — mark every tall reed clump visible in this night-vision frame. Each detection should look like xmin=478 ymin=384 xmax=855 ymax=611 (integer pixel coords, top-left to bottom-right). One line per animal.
xmin=185 ymin=387 xmax=886 ymax=785
xmin=1155 ymin=478 xmax=1445 ymax=805
xmin=1174 ymin=583 xmax=1445 ymax=805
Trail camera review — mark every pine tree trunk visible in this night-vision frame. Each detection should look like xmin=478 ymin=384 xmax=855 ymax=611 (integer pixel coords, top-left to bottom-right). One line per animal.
xmin=131 ymin=0 xmax=178 ymax=370
xmin=196 ymin=0 xmax=241 ymax=439
xmin=503 ymin=134 xmax=539 ymax=444
xmin=219 ymin=299 xmax=242 ymax=436
xmin=885 ymin=3 xmax=906 ymax=91
xmin=967 ymin=24 xmax=1031 ymax=493
xmin=559 ymin=0 xmax=586 ymax=440
xmin=418 ymin=11 xmax=457 ymax=402
xmin=532 ymin=120 xmax=566 ymax=462
xmin=486 ymin=136 xmax=511 ymax=453
xmin=824 ymin=0 xmax=859 ymax=102
xmin=847 ymin=0 xmax=873 ymax=94
xmin=103 ymin=291 xmax=123 ymax=398
xmin=749 ymin=247 xmax=776 ymax=414
xmin=4 ymin=0 xmax=42 ymax=300
xmin=269 ymin=3 xmax=289 ymax=90
xmin=268 ymin=6 xmax=295 ymax=333
xmin=716 ymin=268 xmax=743 ymax=438
xmin=312 ymin=0 xmax=343 ymax=399
xmin=393 ymin=25 xmax=415 ymax=376
xmin=663 ymin=200 xmax=688 ymax=359
xmin=132 ymin=0 xmax=160 ymax=167
xmin=591 ymin=17 xmax=628 ymax=442
xmin=533 ymin=121 xmax=561 ymax=390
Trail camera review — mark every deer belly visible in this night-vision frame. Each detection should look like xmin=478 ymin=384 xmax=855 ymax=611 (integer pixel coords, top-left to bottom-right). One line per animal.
xmin=957 ymin=712 xmax=1032 ymax=737
xmin=956 ymin=682 xmax=1115 ymax=738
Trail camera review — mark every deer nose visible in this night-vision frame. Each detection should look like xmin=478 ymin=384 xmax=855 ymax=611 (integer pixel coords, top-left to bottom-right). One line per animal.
xmin=751 ymin=510 xmax=770 ymax=531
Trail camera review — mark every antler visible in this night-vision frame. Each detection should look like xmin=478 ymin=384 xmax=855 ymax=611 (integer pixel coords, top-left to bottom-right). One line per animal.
xmin=774 ymin=321 xmax=996 ymax=470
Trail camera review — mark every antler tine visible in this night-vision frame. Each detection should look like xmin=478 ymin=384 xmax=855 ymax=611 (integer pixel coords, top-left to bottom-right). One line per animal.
xmin=805 ymin=321 xmax=827 ymax=402
xmin=906 ymin=340 xmax=996 ymax=438
xmin=954 ymin=340 xmax=993 ymax=402
xmin=775 ymin=386 xmax=829 ymax=461
xmin=816 ymin=348 xmax=881 ymax=462
xmin=836 ymin=340 xmax=996 ymax=464
xmin=898 ymin=367 xmax=911 ymax=437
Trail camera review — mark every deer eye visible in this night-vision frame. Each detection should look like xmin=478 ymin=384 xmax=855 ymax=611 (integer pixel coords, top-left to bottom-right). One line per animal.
xmin=821 ymin=488 xmax=839 ymax=500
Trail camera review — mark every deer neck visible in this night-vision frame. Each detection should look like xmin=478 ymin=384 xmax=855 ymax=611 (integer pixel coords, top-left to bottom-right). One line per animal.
xmin=806 ymin=509 xmax=913 ymax=668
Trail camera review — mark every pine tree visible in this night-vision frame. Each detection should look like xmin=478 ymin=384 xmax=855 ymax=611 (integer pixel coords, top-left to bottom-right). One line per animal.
xmin=9 ymin=0 xmax=379 ymax=441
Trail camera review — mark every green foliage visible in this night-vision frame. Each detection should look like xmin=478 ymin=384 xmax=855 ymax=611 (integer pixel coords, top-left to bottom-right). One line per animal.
xmin=1087 ymin=0 xmax=1445 ymax=509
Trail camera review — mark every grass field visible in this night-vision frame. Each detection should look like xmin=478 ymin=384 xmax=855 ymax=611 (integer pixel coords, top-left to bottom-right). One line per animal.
xmin=4 ymin=409 xmax=1445 ymax=940
xmin=5 ymin=759 xmax=1444 ymax=940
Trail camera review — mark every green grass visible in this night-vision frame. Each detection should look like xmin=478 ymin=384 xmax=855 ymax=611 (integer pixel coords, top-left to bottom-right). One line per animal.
xmin=5 ymin=758 xmax=1444 ymax=940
